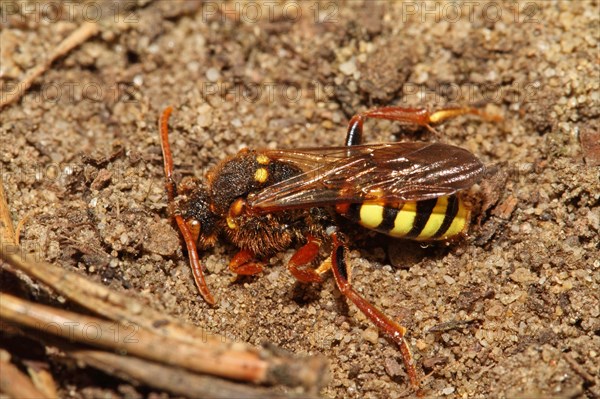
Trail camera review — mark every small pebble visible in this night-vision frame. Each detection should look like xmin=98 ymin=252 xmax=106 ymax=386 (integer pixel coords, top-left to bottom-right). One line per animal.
xmin=197 ymin=112 xmax=212 ymax=128
xmin=510 ymin=268 xmax=537 ymax=284
xmin=486 ymin=303 xmax=504 ymax=317
xmin=339 ymin=59 xmax=357 ymax=75
xmin=206 ymin=67 xmax=221 ymax=82
xmin=384 ymin=357 xmax=403 ymax=378
xmin=443 ymin=275 xmax=456 ymax=285
xmin=416 ymin=339 xmax=428 ymax=350
xmin=362 ymin=327 xmax=379 ymax=344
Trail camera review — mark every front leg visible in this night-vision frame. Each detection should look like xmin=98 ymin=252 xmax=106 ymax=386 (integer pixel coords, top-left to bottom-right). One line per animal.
xmin=229 ymin=249 xmax=264 ymax=275
xmin=329 ymin=231 xmax=422 ymax=393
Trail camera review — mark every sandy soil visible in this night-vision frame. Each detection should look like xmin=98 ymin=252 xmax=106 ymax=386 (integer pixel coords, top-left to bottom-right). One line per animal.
xmin=1 ymin=1 xmax=599 ymax=398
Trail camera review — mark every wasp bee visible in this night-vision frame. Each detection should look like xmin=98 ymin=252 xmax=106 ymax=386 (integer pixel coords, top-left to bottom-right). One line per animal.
xmin=159 ymin=105 xmax=497 ymax=391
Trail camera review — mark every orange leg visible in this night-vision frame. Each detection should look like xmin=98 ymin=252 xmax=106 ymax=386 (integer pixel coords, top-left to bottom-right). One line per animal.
xmin=159 ymin=107 xmax=215 ymax=305
xmin=345 ymin=105 xmax=501 ymax=146
xmin=287 ymin=236 xmax=322 ymax=283
xmin=229 ymin=249 xmax=264 ymax=275
xmin=329 ymin=231 xmax=422 ymax=394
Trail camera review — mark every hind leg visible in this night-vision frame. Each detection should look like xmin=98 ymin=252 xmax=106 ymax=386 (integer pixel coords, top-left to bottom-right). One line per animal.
xmin=345 ymin=106 xmax=500 ymax=145
xmin=328 ymin=231 xmax=421 ymax=392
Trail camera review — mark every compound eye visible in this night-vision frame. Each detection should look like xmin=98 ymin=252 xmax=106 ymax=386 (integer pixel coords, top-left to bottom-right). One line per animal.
xmin=185 ymin=219 xmax=201 ymax=243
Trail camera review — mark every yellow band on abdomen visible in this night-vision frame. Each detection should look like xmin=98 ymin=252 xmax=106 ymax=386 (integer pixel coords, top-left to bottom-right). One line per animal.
xmin=438 ymin=197 xmax=469 ymax=240
xmin=389 ymin=202 xmax=417 ymax=237
xmin=359 ymin=203 xmax=385 ymax=229
xmin=415 ymin=196 xmax=449 ymax=239
xmin=349 ymin=195 xmax=470 ymax=241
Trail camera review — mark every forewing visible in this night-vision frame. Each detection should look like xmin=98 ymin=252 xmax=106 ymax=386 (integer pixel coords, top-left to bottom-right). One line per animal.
xmin=247 ymin=142 xmax=484 ymax=211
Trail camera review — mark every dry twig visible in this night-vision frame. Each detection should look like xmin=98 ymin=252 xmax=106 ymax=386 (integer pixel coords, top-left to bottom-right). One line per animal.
xmin=23 ymin=362 xmax=58 ymax=399
xmin=0 ymin=21 xmax=100 ymax=109
xmin=564 ymin=353 xmax=597 ymax=386
xmin=0 ymin=349 xmax=50 ymax=399
xmin=0 ymin=256 xmax=328 ymax=389
xmin=65 ymin=348 xmax=319 ymax=399
xmin=1 ymin=292 xmax=290 ymax=383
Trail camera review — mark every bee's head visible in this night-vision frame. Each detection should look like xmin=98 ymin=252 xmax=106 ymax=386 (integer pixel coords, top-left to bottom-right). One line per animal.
xmin=177 ymin=178 xmax=219 ymax=249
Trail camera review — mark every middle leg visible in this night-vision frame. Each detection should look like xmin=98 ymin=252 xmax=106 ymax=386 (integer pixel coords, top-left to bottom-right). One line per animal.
xmin=287 ymin=235 xmax=325 ymax=283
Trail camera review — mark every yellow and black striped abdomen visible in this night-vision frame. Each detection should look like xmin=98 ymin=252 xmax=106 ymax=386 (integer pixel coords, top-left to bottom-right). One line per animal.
xmin=337 ymin=195 xmax=470 ymax=241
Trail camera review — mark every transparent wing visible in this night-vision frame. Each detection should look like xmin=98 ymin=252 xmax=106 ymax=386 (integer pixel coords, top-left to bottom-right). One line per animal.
xmin=247 ymin=142 xmax=484 ymax=211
